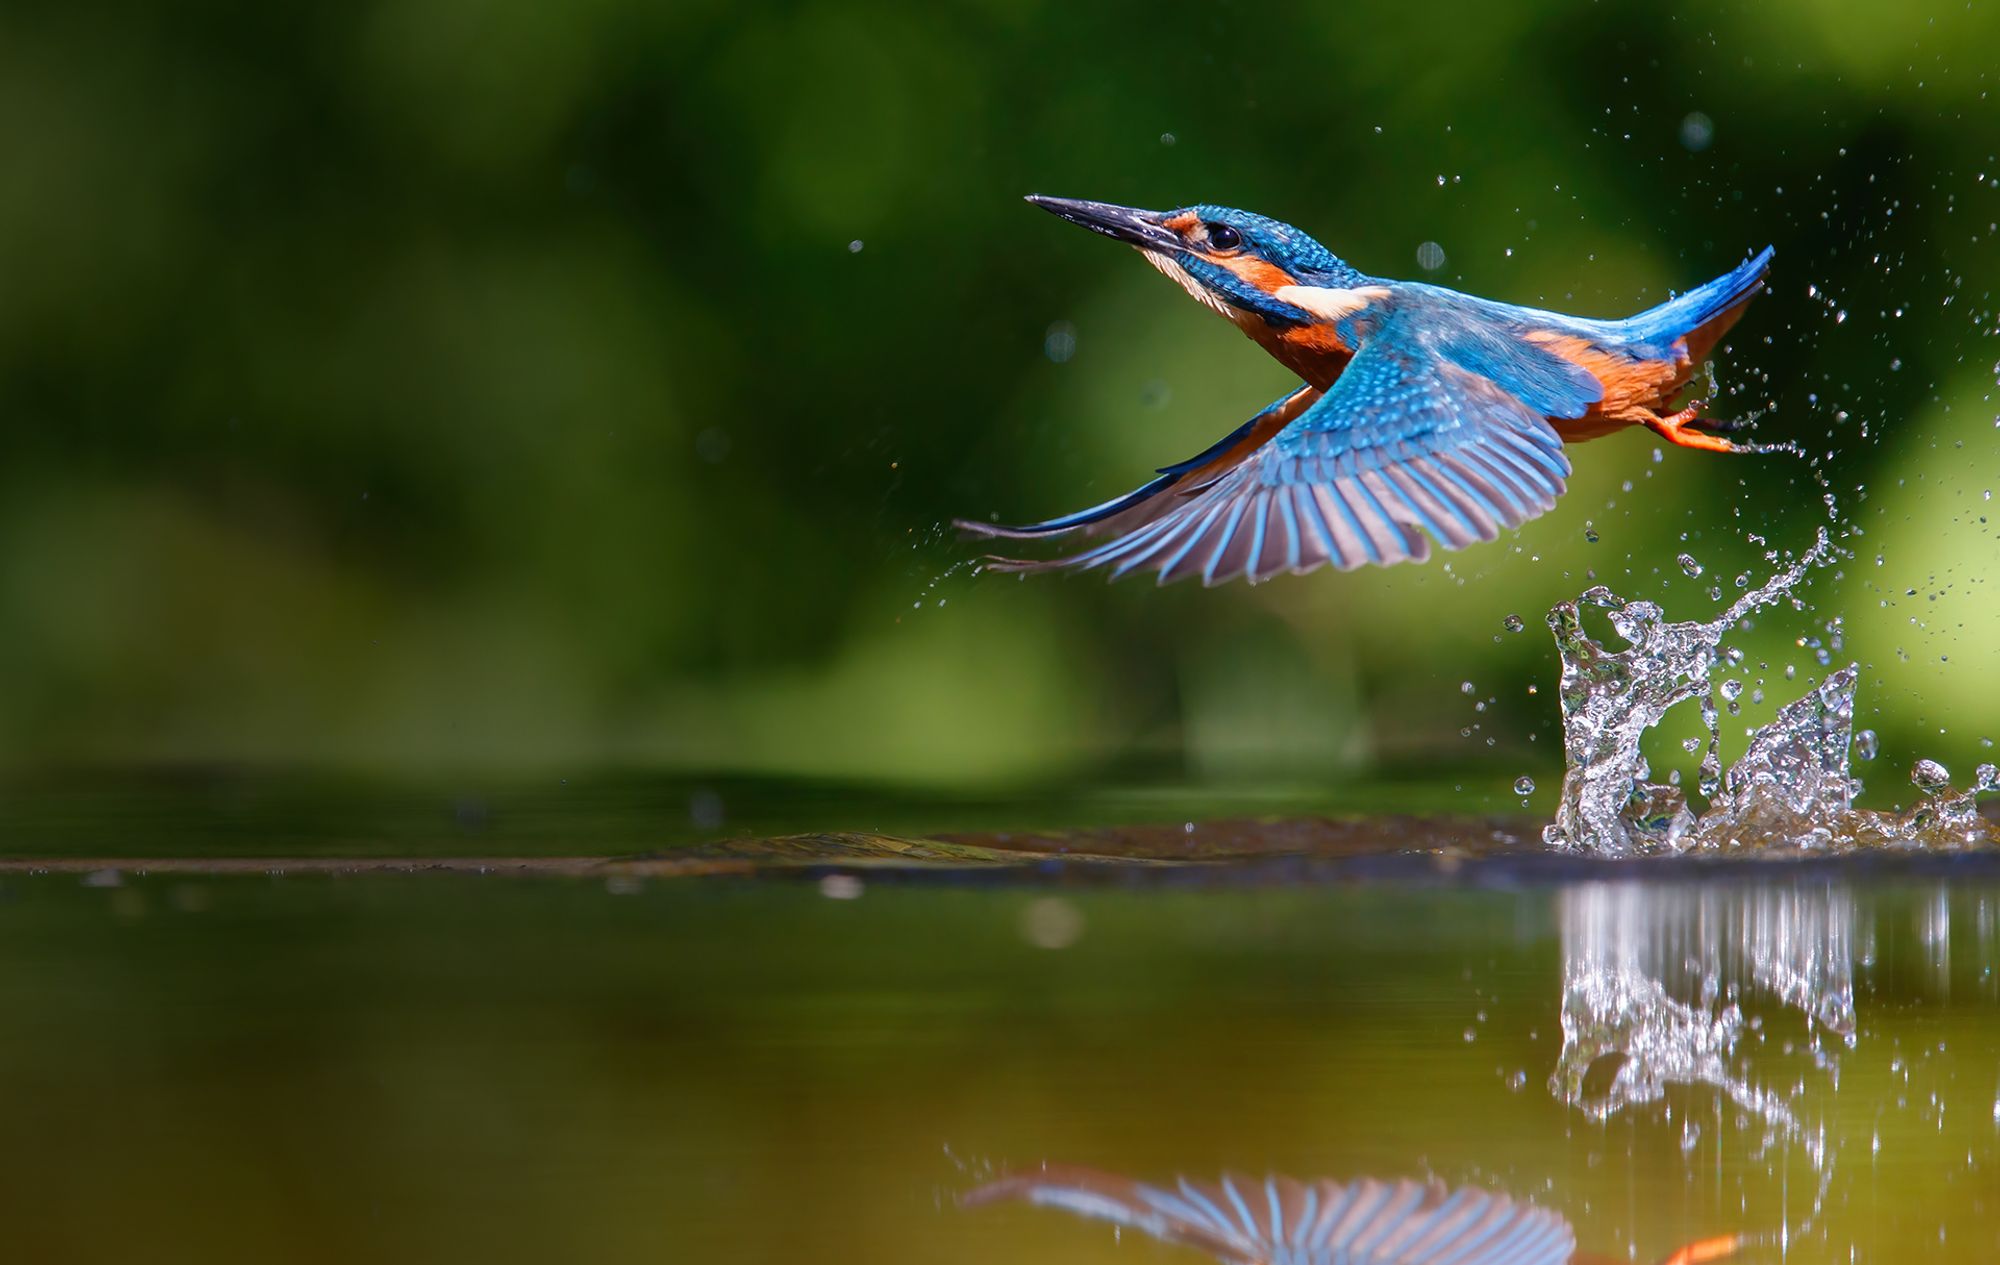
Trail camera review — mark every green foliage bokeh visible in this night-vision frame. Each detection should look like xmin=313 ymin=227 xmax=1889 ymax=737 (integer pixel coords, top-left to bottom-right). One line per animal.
xmin=1 ymin=0 xmax=1996 ymax=796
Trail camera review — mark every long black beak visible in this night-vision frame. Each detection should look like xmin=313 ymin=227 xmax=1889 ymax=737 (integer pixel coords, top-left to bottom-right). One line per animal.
xmin=1026 ymin=195 xmax=1184 ymax=252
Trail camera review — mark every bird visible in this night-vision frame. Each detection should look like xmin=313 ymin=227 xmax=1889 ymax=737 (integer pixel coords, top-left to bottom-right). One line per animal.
xmin=963 ymin=1164 xmax=1746 ymax=1265
xmin=957 ymin=196 xmax=1775 ymax=586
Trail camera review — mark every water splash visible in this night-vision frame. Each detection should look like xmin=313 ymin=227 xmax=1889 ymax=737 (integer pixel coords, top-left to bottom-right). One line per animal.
xmin=1543 ymin=528 xmax=1997 ymax=854
xmin=1544 ymin=529 xmax=1835 ymax=852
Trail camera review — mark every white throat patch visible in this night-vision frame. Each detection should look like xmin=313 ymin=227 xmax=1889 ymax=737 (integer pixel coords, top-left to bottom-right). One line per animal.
xmin=1139 ymin=250 xmax=1241 ymax=319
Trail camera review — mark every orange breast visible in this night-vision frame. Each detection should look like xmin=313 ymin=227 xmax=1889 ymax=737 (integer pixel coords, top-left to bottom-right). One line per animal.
xmin=1261 ymin=322 xmax=1352 ymax=390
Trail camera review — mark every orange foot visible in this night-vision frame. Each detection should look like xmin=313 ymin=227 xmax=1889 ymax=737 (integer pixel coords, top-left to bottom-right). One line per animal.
xmin=1656 ymin=1233 xmax=1743 ymax=1265
xmin=1645 ymin=401 xmax=1747 ymax=453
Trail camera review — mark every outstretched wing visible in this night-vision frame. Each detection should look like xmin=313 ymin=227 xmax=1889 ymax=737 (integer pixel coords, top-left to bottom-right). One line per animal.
xmin=975 ymin=315 xmax=1582 ymax=586
xmin=957 ymin=384 xmax=1320 ymax=542
xmin=963 ymin=1165 xmax=1576 ymax=1265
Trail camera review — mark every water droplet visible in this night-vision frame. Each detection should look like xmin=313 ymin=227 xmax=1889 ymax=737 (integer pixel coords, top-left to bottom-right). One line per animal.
xmin=1503 ymin=613 xmax=1526 ymax=633
xmin=1043 ymin=321 xmax=1077 ymax=363
xmin=1720 ymin=679 xmax=1744 ymax=703
xmin=1416 ymin=240 xmax=1447 ymax=270
xmin=1514 ymin=776 xmax=1537 ymax=795
xmin=1678 ymin=553 xmax=1704 ymax=578
xmin=1977 ymin=763 xmax=1999 ymax=792
xmin=1854 ymin=729 xmax=1879 ymax=760
xmin=1159 ymin=132 xmax=1177 ymax=146
xmin=1583 ymin=523 xmax=1600 ymax=544
xmin=1461 ymin=681 xmax=1476 ymax=694
xmin=1020 ymin=897 xmax=1085 ymax=950
xmin=847 ymin=239 xmax=864 ymax=253
xmin=1912 ymin=759 xmax=1952 ymax=794
xmin=695 ymin=427 xmax=732 ymax=464
xmin=1679 ymin=112 xmax=1715 ymax=152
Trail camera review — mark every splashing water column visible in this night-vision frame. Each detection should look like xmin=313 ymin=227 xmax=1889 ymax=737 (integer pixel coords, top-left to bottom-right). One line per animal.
xmin=1541 ymin=528 xmax=1997 ymax=854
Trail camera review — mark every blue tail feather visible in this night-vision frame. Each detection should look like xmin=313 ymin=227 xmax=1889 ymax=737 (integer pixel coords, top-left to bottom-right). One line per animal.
xmin=1621 ymin=246 xmax=1775 ymax=344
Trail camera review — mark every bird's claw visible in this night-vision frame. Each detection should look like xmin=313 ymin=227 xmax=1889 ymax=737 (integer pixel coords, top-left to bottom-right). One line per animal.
xmin=1648 ymin=400 xmax=1751 ymax=453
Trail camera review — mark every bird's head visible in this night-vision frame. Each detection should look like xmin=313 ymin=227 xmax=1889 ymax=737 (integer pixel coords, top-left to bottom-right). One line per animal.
xmin=1026 ymin=195 xmax=1372 ymax=329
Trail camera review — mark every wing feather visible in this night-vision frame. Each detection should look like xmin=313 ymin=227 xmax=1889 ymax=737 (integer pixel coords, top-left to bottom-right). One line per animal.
xmin=957 ymin=384 xmax=1319 ymax=541
xmin=964 ymin=1167 xmax=1576 ymax=1265
xmin=973 ymin=309 xmax=1577 ymax=586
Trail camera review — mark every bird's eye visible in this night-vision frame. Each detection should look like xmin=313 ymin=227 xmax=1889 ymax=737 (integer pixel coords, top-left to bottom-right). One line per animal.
xmin=1206 ymin=223 xmax=1242 ymax=251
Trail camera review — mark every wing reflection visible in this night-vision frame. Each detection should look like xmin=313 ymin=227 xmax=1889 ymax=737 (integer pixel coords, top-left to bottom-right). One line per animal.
xmin=964 ymin=1164 xmax=1739 ymax=1265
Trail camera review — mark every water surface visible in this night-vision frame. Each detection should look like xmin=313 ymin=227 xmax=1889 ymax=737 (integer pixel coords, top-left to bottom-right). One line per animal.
xmin=0 ymin=855 xmax=1991 ymax=1263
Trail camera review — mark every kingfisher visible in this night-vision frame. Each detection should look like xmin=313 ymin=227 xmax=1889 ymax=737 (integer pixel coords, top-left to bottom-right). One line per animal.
xmin=958 ymin=196 xmax=1774 ymax=586
xmin=965 ymin=1164 xmax=1746 ymax=1265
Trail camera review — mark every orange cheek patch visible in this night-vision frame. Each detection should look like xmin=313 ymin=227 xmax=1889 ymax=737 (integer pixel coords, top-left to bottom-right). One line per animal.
xmin=1219 ymin=255 xmax=1297 ymax=293
xmin=1162 ymin=211 xmax=1201 ymax=233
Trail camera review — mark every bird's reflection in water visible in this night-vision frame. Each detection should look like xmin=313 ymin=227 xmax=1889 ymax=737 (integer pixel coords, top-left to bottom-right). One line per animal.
xmin=964 ymin=1165 xmax=1741 ymax=1265
xmin=961 ymin=883 xmax=1998 ymax=1263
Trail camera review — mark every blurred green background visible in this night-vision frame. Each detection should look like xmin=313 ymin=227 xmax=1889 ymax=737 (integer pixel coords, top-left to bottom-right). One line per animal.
xmin=2 ymin=0 xmax=1997 ymax=805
